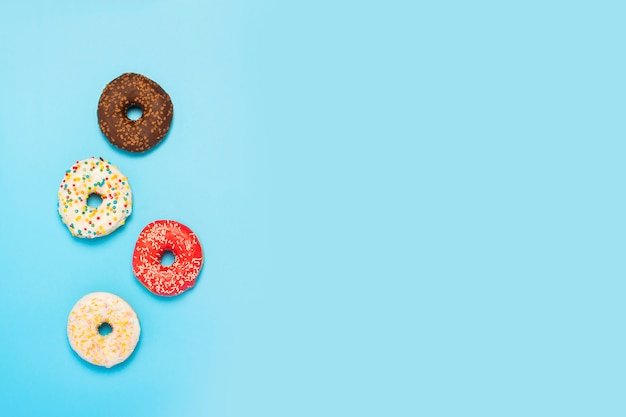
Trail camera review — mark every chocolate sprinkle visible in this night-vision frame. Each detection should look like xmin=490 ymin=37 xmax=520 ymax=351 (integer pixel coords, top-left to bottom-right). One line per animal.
xmin=97 ymin=73 xmax=174 ymax=153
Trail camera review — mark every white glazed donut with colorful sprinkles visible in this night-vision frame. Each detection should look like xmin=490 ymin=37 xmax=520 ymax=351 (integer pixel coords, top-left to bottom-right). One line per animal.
xmin=58 ymin=157 xmax=132 ymax=238
xmin=67 ymin=292 xmax=141 ymax=368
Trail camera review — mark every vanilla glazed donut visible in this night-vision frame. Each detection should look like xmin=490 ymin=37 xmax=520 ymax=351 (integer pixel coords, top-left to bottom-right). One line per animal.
xmin=58 ymin=157 xmax=132 ymax=238
xmin=132 ymin=220 xmax=204 ymax=296
xmin=67 ymin=292 xmax=141 ymax=368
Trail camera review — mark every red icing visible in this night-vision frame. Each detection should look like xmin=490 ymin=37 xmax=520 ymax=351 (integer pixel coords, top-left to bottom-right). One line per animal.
xmin=132 ymin=220 xmax=204 ymax=296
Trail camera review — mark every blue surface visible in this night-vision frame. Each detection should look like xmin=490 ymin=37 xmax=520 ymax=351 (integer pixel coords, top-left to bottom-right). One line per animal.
xmin=0 ymin=1 xmax=625 ymax=416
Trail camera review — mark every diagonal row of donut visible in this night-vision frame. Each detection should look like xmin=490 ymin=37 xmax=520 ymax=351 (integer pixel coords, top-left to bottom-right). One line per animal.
xmin=62 ymin=73 xmax=204 ymax=368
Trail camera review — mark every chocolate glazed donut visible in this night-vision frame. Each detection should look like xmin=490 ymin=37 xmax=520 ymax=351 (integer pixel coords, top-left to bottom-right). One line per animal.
xmin=97 ymin=73 xmax=174 ymax=153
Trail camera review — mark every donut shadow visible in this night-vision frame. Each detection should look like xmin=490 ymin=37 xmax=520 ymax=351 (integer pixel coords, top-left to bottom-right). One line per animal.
xmin=67 ymin=332 xmax=143 ymax=374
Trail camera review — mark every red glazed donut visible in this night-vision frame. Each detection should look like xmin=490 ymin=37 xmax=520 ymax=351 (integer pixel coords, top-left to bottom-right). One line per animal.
xmin=132 ymin=220 xmax=203 ymax=296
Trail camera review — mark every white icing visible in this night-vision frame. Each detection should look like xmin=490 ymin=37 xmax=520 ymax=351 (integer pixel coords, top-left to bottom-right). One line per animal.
xmin=57 ymin=157 xmax=132 ymax=238
xmin=67 ymin=292 xmax=141 ymax=368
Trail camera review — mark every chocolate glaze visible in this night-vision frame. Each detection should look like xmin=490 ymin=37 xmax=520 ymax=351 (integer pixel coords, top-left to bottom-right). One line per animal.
xmin=97 ymin=73 xmax=173 ymax=153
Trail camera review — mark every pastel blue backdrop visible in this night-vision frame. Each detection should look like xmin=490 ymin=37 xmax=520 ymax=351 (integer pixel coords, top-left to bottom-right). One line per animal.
xmin=0 ymin=1 xmax=624 ymax=416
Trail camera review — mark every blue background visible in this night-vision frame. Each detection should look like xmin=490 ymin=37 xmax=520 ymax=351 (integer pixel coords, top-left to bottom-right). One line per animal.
xmin=0 ymin=1 xmax=624 ymax=416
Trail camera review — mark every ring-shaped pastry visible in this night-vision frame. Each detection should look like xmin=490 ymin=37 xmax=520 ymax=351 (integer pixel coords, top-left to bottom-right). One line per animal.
xmin=97 ymin=73 xmax=173 ymax=153
xmin=132 ymin=220 xmax=204 ymax=296
xmin=57 ymin=157 xmax=132 ymax=238
xmin=67 ymin=292 xmax=141 ymax=368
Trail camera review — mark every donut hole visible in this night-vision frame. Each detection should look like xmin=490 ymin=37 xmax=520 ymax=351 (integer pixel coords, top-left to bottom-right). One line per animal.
xmin=86 ymin=193 xmax=103 ymax=209
xmin=98 ymin=322 xmax=113 ymax=336
xmin=160 ymin=250 xmax=176 ymax=267
xmin=126 ymin=104 xmax=143 ymax=121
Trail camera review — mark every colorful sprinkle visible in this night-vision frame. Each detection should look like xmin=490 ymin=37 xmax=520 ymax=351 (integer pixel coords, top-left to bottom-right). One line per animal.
xmin=57 ymin=157 xmax=132 ymax=238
